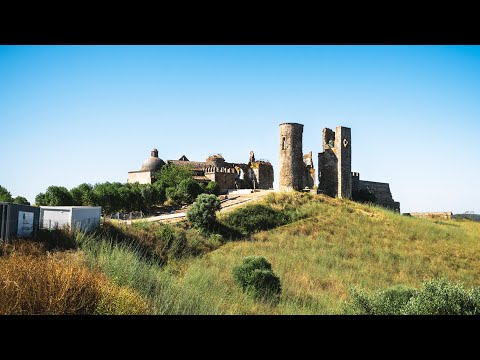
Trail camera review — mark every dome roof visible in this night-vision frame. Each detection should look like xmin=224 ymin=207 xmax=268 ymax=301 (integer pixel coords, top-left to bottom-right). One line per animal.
xmin=141 ymin=148 xmax=165 ymax=172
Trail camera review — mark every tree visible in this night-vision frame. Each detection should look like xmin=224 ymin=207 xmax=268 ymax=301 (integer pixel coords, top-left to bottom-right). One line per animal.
xmin=12 ymin=196 xmax=30 ymax=205
xmin=43 ymin=186 xmax=74 ymax=206
xmin=186 ymin=193 xmax=221 ymax=230
xmin=35 ymin=192 xmax=48 ymax=206
xmin=70 ymin=183 xmax=95 ymax=206
xmin=167 ymin=178 xmax=203 ymax=205
xmin=153 ymin=164 xmax=194 ymax=189
xmin=0 ymin=185 xmax=13 ymax=202
xmin=204 ymin=181 xmax=221 ymax=196
xmin=93 ymin=182 xmax=120 ymax=215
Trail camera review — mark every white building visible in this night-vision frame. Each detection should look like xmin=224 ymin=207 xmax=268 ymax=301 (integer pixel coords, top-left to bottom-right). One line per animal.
xmin=40 ymin=206 xmax=101 ymax=232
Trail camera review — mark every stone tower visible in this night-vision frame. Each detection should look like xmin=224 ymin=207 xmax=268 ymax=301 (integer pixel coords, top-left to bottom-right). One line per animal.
xmin=318 ymin=126 xmax=352 ymax=199
xmin=279 ymin=123 xmax=304 ymax=191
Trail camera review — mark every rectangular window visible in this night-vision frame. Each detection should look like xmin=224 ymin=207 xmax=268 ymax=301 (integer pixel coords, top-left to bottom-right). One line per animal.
xmin=282 ymin=137 xmax=286 ymax=150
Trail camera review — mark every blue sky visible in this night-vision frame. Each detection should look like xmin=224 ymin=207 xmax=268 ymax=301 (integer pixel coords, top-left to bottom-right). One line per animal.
xmin=1 ymin=45 xmax=479 ymax=214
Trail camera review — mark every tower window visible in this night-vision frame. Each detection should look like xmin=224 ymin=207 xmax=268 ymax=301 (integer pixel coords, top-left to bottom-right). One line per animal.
xmin=282 ymin=137 xmax=286 ymax=150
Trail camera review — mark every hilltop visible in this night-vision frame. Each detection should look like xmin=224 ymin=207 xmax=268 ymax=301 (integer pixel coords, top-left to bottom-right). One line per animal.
xmin=1 ymin=191 xmax=480 ymax=314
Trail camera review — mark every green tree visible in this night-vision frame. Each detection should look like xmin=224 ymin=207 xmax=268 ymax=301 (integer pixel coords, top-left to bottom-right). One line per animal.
xmin=70 ymin=183 xmax=95 ymax=206
xmin=44 ymin=186 xmax=74 ymax=206
xmin=153 ymin=164 xmax=193 ymax=189
xmin=204 ymin=181 xmax=221 ymax=195
xmin=0 ymin=185 xmax=13 ymax=202
xmin=93 ymin=182 xmax=120 ymax=214
xmin=12 ymin=196 xmax=30 ymax=205
xmin=167 ymin=178 xmax=203 ymax=205
xmin=35 ymin=192 xmax=48 ymax=206
xmin=186 ymin=193 xmax=221 ymax=230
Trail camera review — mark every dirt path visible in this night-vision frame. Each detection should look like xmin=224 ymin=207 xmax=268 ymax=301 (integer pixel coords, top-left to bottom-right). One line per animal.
xmin=137 ymin=190 xmax=274 ymax=223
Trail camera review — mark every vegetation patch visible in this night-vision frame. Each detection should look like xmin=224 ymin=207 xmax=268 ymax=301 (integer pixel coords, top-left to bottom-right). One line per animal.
xmin=232 ymin=256 xmax=282 ymax=303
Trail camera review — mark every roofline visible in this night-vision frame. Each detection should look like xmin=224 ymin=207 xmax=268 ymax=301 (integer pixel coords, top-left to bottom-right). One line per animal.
xmin=279 ymin=122 xmax=304 ymax=127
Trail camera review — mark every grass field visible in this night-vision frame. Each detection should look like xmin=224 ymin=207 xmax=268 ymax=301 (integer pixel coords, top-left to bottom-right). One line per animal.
xmin=2 ymin=192 xmax=480 ymax=314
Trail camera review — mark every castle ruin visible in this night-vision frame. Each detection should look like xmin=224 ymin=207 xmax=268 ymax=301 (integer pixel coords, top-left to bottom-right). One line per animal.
xmin=279 ymin=123 xmax=400 ymax=212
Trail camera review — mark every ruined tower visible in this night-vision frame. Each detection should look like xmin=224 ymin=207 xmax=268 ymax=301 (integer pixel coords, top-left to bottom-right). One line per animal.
xmin=279 ymin=123 xmax=304 ymax=191
xmin=318 ymin=126 xmax=352 ymax=199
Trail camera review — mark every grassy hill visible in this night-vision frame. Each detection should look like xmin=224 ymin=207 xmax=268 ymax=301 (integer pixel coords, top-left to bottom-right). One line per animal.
xmin=2 ymin=192 xmax=480 ymax=314
xmin=158 ymin=193 xmax=480 ymax=314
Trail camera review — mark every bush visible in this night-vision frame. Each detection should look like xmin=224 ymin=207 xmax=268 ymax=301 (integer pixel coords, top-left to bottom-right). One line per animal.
xmin=187 ymin=194 xmax=221 ymax=231
xmin=232 ymin=256 xmax=281 ymax=303
xmin=345 ymin=279 xmax=480 ymax=315
xmin=221 ymin=204 xmax=290 ymax=236
xmin=166 ymin=178 xmax=203 ymax=205
xmin=204 ymin=181 xmax=221 ymax=195
xmin=154 ymin=224 xmax=187 ymax=259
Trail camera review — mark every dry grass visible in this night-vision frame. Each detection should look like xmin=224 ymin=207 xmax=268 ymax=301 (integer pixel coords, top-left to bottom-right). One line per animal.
xmin=0 ymin=241 xmax=150 ymax=315
xmin=160 ymin=192 xmax=480 ymax=314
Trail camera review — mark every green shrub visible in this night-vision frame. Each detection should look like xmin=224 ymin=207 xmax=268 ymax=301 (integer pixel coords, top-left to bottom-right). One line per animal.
xmin=155 ymin=224 xmax=187 ymax=259
xmin=204 ymin=181 xmax=221 ymax=196
xmin=186 ymin=194 xmax=221 ymax=231
xmin=232 ymin=256 xmax=281 ymax=303
xmin=346 ymin=286 xmax=417 ymax=315
xmin=221 ymin=204 xmax=290 ymax=236
xmin=345 ymin=279 xmax=480 ymax=315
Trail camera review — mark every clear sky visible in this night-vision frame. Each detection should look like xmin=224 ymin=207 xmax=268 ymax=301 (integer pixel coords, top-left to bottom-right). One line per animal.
xmin=1 ymin=45 xmax=479 ymax=214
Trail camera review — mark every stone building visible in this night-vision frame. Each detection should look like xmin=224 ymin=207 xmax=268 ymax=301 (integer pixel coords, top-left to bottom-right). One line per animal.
xmin=278 ymin=122 xmax=400 ymax=212
xmin=127 ymin=148 xmax=165 ymax=185
xmin=128 ymin=149 xmax=274 ymax=192
xmin=318 ymin=126 xmax=352 ymax=199
xmin=279 ymin=123 xmax=305 ymax=191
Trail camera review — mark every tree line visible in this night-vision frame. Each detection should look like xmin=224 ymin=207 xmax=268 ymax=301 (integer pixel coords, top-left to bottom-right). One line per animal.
xmin=33 ymin=164 xmax=220 ymax=215
xmin=0 ymin=185 xmax=30 ymax=205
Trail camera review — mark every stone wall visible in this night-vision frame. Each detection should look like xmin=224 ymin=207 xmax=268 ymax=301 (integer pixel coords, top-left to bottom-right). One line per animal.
xmin=303 ymin=152 xmax=315 ymax=189
xmin=353 ymin=179 xmax=400 ymax=212
xmin=205 ymin=168 xmax=236 ymax=190
xmin=127 ymin=171 xmax=153 ymax=184
xmin=251 ymin=161 xmax=274 ymax=189
xmin=318 ymin=128 xmax=338 ymax=197
xmin=279 ymin=123 xmax=304 ymax=191
xmin=335 ymin=126 xmax=352 ymax=199
xmin=407 ymin=212 xmax=453 ymax=219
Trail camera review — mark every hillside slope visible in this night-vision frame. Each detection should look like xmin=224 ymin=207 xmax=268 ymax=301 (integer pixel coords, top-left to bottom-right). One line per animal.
xmin=166 ymin=193 xmax=480 ymax=314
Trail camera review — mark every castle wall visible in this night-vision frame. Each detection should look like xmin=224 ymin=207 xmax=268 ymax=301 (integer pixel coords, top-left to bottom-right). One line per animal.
xmin=335 ymin=126 xmax=352 ymax=199
xmin=205 ymin=168 xmax=236 ymax=190
xmin=356 ymin=180 xmax=400 ymax=212
xmin=318 ymin=128 xmax=338 ymax=197
xmin=279 ymin=123 xmax=304 ymax=191
xmin=303 ymin=152 xmax=315 ymax=189
xmin=251 ymin=162 xmax=274 ymax=189
xmin=127 ymin=171 xmax=153 ymax=184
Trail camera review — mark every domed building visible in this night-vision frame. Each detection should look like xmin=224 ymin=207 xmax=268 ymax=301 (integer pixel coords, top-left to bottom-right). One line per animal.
xmin=127 ymin=148 xmax=274 ymax=191
xmin=127 ymin=148 xmax=165 ymax=184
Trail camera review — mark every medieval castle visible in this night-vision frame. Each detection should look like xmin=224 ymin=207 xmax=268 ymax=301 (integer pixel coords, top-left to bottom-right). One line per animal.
xmin=127 ymin=123 xmax=399 ymax=212
xmin=279 ymin=123 xmax=400 ymax=212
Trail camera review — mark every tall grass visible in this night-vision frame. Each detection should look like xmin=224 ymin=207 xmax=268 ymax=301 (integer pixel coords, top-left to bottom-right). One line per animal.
xmin=75 ymin=232 xmax=229 ymax=314
xmin=0 ymin=240 xmax=148 ymax=315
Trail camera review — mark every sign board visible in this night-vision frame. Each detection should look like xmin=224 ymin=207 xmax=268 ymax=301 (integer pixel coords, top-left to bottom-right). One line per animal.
xmin=17 ymin=211 xmax=34 ymax=237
